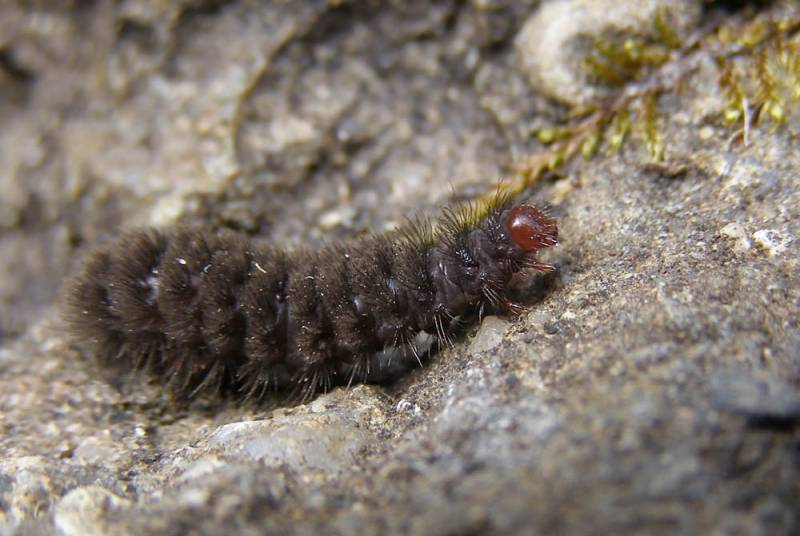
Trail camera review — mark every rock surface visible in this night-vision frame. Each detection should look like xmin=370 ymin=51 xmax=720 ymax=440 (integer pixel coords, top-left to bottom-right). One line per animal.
xmin=1 ymin=1 xmax=798 ymax=534
xmin=515 ymin=0 xmax=701 ymax=105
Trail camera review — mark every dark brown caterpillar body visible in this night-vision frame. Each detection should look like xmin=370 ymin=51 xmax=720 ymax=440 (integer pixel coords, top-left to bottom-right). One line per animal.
xmin=63 ymin=195 xmax=558 ymax=402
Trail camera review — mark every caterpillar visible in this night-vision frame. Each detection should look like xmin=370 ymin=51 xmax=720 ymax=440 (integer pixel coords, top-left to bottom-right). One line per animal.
xmin=62 ymin=193 xmax=558 ymax=402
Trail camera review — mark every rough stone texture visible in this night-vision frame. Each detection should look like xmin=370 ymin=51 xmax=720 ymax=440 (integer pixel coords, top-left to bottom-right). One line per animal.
xmin=1 ymin=1 xmax=798 ymax=535
xmin=515 ymin=0 xmax=702 ymax=105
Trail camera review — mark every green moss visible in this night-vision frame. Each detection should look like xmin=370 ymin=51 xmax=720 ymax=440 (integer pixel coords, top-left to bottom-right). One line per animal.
xmin=583 ymin=7 xmax=680 ymax=87
xmin=639 ymin=92 xmax=664 ymax=161
xmin=500 ymin=3 xmax=800 ymax=201
xmin=607 ymin=108 xmax=631 ymax=153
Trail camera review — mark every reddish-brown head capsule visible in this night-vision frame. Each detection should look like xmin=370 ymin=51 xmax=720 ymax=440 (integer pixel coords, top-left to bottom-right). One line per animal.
xmin=506 ymin=205 xmax=558 ymax=252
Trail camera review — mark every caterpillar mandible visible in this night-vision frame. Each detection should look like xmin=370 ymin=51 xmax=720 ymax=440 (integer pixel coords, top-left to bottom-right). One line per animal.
xmin=63 ymin=193 xmax=558 ymax=402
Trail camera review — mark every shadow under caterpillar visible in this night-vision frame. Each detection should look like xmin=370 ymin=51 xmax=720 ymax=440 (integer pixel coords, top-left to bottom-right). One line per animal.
xmin=63 ymin=193 xmax=558 ymax=402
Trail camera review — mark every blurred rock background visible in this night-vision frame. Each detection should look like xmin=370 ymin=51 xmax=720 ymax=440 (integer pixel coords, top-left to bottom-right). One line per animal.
xmin=0 ymin=0 xmax=797 ymax=534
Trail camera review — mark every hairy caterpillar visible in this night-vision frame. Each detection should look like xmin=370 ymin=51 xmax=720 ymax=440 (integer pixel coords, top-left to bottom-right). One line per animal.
xmin=63 ymin=194 xmax=558 ymax=402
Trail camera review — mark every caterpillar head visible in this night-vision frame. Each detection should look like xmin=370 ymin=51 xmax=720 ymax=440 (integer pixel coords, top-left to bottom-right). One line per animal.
xmin=480 ymin=203 xmax=558 ymax=310
xmin=505 ymin=205 xmax=558 ymax=253
xmin=434 ymin=202 xmax=558 ymax=316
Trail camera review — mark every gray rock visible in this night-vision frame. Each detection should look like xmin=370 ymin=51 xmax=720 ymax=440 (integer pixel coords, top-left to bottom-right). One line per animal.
xmin=710 ymin=370 xmax=800 ymax=425
xmin=205 ymin=388 xmax=383 ymax=475
xmin=515 ymin=0 xmax=701 ymax=105
xmin=53 ymin=486 xmax=131 ymax=536
xmin=1 ymin=1 xmax=799 ymax=535
xmin=468 ymin=316 xmax=512 ymax=354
